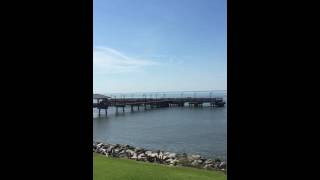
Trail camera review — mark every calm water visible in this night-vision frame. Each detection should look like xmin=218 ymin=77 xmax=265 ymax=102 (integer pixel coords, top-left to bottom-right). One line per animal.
xmin=93 ymin=101 xmax=227 ymax=160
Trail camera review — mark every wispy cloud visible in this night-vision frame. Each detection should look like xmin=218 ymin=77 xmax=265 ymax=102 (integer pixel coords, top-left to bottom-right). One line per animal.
xmin=93 ymin=47 xmax=161 ymax=74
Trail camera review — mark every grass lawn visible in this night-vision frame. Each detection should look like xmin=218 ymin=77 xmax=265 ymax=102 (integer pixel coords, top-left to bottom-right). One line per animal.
xmin=94 ymin=153 xmax=227 ymax=180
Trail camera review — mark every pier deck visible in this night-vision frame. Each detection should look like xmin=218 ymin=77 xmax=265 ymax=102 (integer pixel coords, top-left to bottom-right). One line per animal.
xmin=93 ymin=94 xmax=226 ymax=116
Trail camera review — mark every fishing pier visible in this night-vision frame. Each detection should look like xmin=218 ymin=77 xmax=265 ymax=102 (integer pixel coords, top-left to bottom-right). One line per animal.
xmin=93 ymin=92 xmax=226 ymax=116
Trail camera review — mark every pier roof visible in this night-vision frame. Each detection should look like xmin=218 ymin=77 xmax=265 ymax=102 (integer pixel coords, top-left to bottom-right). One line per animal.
xmin=93 ymin=94 xmax=111 ymax=99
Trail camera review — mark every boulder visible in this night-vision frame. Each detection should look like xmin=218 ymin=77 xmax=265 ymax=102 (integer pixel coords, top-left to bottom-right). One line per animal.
xmin=149 ymin=153 xmax=158 ymax=158
xmin=97 ymin=143 xmax=103 ymax=148
xmin=204 ymin=159 xmax=213 ymax=164
xmin=162 ymin=155 xmax=169 ymax=160
xmin=101 ymin=144 xmax=108 ymax=148
xmin=218 ymin=161 xmax=226 ymax=169
xmin=101 ymin=148 xmax=107 ymax=154
xmin=191 ymin=160 xmax=200 ymax=166
xmin=157 ymin=152 xmax=163 ymax=161
xmin=196 ymin=159 xmax=203 ymax=164
xmin=168 ymin=153 xmax=177 ymax=159
xmin=137 ymin=153 xmax=147 ymax=161
xmin=203 ymin=164 xmax=214 ymax=169
xmin=146 ymin=156 xmax=156 ymax=162
xmin=118 ymin=150 xmax=127 ymax=157
xmin=114 ymin=148 xmax=120 ymax=154
xmin=126 ymin=149 xmax=135 ymax=156
xmin=176 ymin=157 xmax=190 ymax=166
xmin=131 ymin=153 xmax=138 ymax=160
xmin=189 ymin=154 xmax=201 ymax=161
xmin=169 ymin=159 xmax=178 ymax=166
xmin=214 ymin=163 xmax=220 ymax=169
xmin=107 ymin=146 xmax=114 ymax=153
xmin=145 ymin=151 xmax=153 ymax=156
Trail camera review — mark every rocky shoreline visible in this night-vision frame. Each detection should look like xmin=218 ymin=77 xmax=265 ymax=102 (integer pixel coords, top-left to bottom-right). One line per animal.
xmin=93 ymin=142 xmax=227 ymax=172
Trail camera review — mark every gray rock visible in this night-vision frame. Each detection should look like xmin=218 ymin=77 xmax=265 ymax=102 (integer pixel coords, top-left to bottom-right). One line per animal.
xmin=97 ymin=143 xmax=103 ymax=148
xmin=168 ymin=153 xmax=177 ymax=159
xmin=101 ymin=144 xmax=108 ymax=148
xmin=157 ymin=152 xmax=165 ymax=161
xmin=190 ymin=154 xmax=201 ymax=160
xmin=101 ymin=148 xmax=107 ymax=154
xmin=149 ymin=153 xmax=158 ymax=158
xmin=204 ymin=159 xmax=213 ymax=164
xmin=114 ymin=149 xmax=120 ymax=154
xmin=203 ymin=164 xmax=214 ymax=169
xmin=169 ymin=159 xmax=178 ymax=165
xmin=107 ymin=146 xmax=114 ymax=153
xmin=137 ymin=153 xmax=147 ymax=161
xmin=145 ymin=151 xmax=153 ymax=156
xmin=196 ymin=159 xmax=203 ymax=164
xmin=118 ymin=150 xmax=126 ymax=157
xmin=126 ymin=149 xmax=135 ymax=156
xmin=165 ymin=158 xmax=172 ymax=163
xmin=191 ymin=160 xmax=200 ymax=166
xmin=162 ymin=155 xmax=169 ymax=160
xmin=214 ymin=163 xmax=220 ymax=169
xmin=131 ymin=153 xmax=138 ymax=160
xmin=218 ymin=161 xmax=226 ymax=169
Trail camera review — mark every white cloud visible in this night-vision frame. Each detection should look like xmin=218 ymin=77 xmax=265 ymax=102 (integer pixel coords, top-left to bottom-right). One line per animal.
xmin=93 ymin=47 xmax=161 ymax=74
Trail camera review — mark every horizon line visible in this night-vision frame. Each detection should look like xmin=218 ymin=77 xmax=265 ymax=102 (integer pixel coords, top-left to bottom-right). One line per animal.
xmin=93 ymin=90 xmax=227 ymax=95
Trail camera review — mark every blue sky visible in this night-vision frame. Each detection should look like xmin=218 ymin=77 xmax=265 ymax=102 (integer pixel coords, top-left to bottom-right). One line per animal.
xmin=94 ymin=0 xmax=226 ymax=93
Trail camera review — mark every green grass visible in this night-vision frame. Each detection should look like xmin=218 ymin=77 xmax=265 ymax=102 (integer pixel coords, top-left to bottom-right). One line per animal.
xmin=94 ymin=153 xmax=227 ymax=180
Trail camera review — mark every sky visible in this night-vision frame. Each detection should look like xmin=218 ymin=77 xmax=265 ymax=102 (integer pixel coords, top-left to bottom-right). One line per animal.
xmin=94 ymin=0 xmax=227 ymax=93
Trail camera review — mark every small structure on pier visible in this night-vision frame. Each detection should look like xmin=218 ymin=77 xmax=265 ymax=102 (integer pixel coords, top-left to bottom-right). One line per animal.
xmin=93 ymin=94 xmax=111 ymax=102
xmin=93 ymin=94 xmax=111 ymax=116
